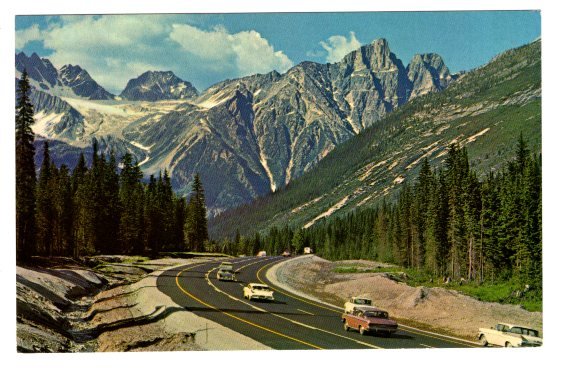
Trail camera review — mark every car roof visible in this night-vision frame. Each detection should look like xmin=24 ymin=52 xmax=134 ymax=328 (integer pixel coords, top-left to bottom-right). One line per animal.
xmin=355 ymin=306 xmax=382 ymax=312
xmin=498 ymin=323 xmax=537 ymax=330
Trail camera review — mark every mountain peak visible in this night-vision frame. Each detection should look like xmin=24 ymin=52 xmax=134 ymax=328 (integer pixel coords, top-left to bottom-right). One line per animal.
xmin=58 ymin=64 xmax=114 ymax=100
xmin=407 ymin=53 xmax=453 ymax=99
xmin=119 ymin=70 xmax=198 ymax=101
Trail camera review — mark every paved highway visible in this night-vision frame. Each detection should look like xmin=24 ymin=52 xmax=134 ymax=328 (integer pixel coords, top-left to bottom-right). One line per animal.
xmin=157 ymin=256 xmax=477 ymax=350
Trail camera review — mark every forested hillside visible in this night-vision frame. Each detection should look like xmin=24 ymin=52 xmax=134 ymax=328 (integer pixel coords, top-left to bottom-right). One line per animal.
xmin=210 ymin=40 xmax=541 ymax=239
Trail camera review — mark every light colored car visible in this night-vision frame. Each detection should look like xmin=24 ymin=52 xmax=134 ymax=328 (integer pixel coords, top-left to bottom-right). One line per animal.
xmin=219 ymin=261 xmax=234 ymax=271
xmin=478 ymin=323 xmax=542 ymax=347
xmin=216 ymin=269 xmax=236 ymax=281
xmin=243 ymin=283 xmax=274 ymax=301
xmin=344 ymin=296 xmax=373 ymax=314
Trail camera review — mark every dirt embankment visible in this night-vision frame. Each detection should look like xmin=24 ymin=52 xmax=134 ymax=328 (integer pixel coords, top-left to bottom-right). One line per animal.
xmin=17 ymin=256 xmax=270 ymax=352
xmin=272 ymin=256 xmax=543 ymax=340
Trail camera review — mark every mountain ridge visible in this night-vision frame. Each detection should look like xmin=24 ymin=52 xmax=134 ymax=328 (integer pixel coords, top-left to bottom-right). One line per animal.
xmin=209 ymin=39 xmax=541 ymax=238
xmin=18 ymin=38 xmax=458 ymax=215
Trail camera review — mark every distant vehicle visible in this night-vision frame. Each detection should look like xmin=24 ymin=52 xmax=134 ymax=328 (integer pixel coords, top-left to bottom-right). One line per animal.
xmin=243 ymin=283 xmax=274 ymax=301
xmin=344 ymin=296 xmax=373 ymax=314
xmin=256 ymin=251 xmax=267 ymax=257
xmin=219 ymin=261 xmax=234 ymax=271
xmin=216 ymin=269 xmax=236 ymax=281
xmin=303 ymin=247 xmax=313 ymax=254
xmin=282 ymin=251 xmax=291 ymax=257
xmin=342 ymin=307 xmax=398 ymax=337
xmin=478 ymin=323 xmax=542 ymax=347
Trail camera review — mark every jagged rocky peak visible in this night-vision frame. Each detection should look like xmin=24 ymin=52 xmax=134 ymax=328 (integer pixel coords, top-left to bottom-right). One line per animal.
xmin=407 ymin=53 xmax=453 ymax=99
xmin=16 ymin=52 xmax=115 ymax=99
xmin=119 ymin=70 xmax=199 ymax=101
xmin=340 ymin=38 xmax=400 ymax=71
xmin=15 ymin=52 xmax=60 ymax=89
xmin=59 ymin=64 xmax=115 ymax=100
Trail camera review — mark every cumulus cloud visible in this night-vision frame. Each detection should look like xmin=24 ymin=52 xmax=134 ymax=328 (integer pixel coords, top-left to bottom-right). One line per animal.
xmin=319 ymin=31 xmax=362 ymax=63
xmin=169 ymin=24 xmax=293 ymax=78
xmin=16 ymin=24 xmax=42 ymax=49
xmin=15 ymin=15 xmax=294 ymax=94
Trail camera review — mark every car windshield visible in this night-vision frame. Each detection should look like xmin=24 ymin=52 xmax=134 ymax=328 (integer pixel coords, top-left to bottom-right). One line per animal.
xmin=253 ymin=285 xmax=270 ymax=291
xmin=364 ymin=311 xmax=388 ymax=318
xmin=354 ymin=298 xmax=371 ymax=305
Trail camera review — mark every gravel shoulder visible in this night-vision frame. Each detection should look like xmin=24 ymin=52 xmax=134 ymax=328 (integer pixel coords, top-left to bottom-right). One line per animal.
xmin=268 ymin=255 xmax=543 ymax=341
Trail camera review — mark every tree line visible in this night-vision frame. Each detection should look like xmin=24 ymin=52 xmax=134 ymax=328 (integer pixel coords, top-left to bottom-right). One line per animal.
xmin=16 ymin=71 xmax=209 ymax=263
xmin=231 ymin=137 xmax=541 ymax=293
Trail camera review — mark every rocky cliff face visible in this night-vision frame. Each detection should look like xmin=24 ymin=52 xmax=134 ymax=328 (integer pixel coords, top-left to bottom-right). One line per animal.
xmin=18 ymin=38 xmax=454 ymax=215
xmin=119 ymin=71 xmax=199 ymax=101
xmin=407 ymin=53 xmax=453 ymax=100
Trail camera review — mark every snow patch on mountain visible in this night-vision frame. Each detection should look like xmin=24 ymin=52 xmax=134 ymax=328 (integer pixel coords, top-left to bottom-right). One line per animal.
xmin=32 ymin=111 xmax=64 ymax=137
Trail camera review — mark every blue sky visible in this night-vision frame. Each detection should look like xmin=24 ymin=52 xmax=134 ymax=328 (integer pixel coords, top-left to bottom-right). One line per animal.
xmin=15 ymin=11 xmax=540 ymax=94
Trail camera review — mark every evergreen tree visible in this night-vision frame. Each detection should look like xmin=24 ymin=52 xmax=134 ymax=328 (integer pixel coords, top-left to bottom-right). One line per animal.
xmin=16 ymin=71 xmax=37 ymax=262
xmin=36 ymin=142 xmax=55 ymax=256
xmin=52 ymin=165 xmax=73 ymax=255
xmin=291 ymin=228 xmax=304 ymax=254
xmin=118 ymin=153 xmax=144 ymax=254
xmin=185 ymin=174 xmax=209 ymax=251
xmin=72 ymin=153 xmax=97 ymax=256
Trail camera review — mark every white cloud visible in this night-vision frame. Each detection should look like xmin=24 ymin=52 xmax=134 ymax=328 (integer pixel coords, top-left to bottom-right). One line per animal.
xmin=319 ymin=31 xmax=362 ymax=63
xmin=15 ymin=24 xmax=42 ymax=49
xmin=15 ymin=16 xmax=294 ymax=94
xmin=169 ymin=24 xmax=293 ymax=77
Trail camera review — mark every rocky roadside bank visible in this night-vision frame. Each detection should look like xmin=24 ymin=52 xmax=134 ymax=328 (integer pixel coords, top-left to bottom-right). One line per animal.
xmin=269 ymin=255 xmax=543 ymax=341
xmin=16 ymin=256 xmax=270 ymax=352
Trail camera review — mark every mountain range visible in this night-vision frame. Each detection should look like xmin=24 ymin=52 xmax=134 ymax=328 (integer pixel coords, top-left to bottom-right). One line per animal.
xmin=15 ymin=38 xmax=458 ymax=216
xmin=210 ymin=39 xmax=541 ymax=238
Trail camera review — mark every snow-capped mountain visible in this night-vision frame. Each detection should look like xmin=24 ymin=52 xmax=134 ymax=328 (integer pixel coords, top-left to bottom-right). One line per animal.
xmin=16 ymin=52 xmax=114 ymax=100
xmin=119 ymin=71 xmax=199 ymax=101
xmin=59 ymin=64 xmax=115 ymax=100
xmin=16 ymin=38 xmax=455 ymax=215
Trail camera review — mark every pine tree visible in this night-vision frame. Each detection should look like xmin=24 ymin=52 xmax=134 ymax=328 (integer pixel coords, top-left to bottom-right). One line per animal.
xmin=54 ymin=165 xmax=74 ymax=255
xmin=118 ymin=153 xmax=144 ymax=254
xmin=185 ymin=174 xmax=209 ymax=251
xmin=16 ymin=71 xmax=37 ymax=262
xmin=291 ymin=228 xmax=304 ymax=254
xmin=36 ymin=141 xmax=55 ymax=256
xmin=72 ymin=153 xmax=96 ymax=256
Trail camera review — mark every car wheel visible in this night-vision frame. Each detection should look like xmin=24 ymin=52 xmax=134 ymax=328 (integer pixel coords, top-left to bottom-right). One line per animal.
xmin=505 ymin=342 xmax=512 ymax=348
xmin=344 ymin=322 xmax=350 ymax=332
xmin=479 ymin=335 xmax=488 ymax=347
xmin=359 ymin=326 xmax=365 ymax=335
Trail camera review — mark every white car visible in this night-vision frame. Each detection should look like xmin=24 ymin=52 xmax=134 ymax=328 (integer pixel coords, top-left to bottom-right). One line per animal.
xmin=243 ymin=283 xmax=274 ymax=301
xmin=216 ymin=269 xmax=236 ymax=281
xmin=344 ymin=296 xmax=373 ymax=314
xmin=478 ymin=323 xmax=542 ymax=347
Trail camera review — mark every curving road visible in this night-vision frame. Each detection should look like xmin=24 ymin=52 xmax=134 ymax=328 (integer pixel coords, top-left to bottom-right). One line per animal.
xmin=157 ymin=256 xmax=477 ymax=350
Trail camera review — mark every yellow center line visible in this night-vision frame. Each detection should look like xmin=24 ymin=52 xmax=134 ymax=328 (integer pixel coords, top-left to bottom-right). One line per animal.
xmin=206 ymin=267 xmax=381 ymax=349
xmin=249 ymin=261 xmax=382 ymax=349
xmin=175 ymin=264 xmax=322 ymax=350
xmin=256 ymin=259 xmax=479 ymax=348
